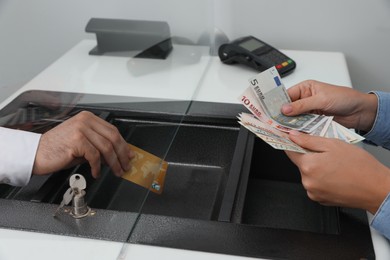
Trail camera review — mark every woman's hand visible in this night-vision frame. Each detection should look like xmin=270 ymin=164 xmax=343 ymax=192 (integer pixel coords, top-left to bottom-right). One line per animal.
xmin=282 ymin=80 xmax=378 ymax=132
xmin=286 ymin=131 xmax=390 ymax=214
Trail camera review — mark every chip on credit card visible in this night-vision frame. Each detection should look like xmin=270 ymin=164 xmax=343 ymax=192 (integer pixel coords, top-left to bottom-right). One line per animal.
xmin=121 ymin=144 xmax=168 ymax=195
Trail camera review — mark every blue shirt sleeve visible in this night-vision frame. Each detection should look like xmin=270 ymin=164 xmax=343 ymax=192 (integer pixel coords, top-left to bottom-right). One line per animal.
xmin=371 ymin=193 xmax=390 ymax=240
xmin=363 ymin=91 xmax=390 ymax=149
xmin=363 ymin=91 xmax=390 ymax=240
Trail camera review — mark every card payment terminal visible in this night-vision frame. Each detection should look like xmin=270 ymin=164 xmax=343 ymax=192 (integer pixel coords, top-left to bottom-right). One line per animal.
xmin=218 ymin=36 xmax=296 ymax=77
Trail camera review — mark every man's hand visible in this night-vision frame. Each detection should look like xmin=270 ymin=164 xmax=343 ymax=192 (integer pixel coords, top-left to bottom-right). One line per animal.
xmin=281 ymin=80 xmax=378 ymax=132
xmin=286 ymin=131 xmax=390 ymax=214
xmin=32 ymin=111 xmax=134 ymax=178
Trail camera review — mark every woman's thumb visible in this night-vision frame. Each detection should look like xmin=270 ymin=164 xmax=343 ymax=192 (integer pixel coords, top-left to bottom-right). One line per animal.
xmin=282 ymin=98 xmax=317 ymax=116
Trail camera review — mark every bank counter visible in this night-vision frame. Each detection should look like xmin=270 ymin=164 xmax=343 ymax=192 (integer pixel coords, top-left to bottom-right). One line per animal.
xmin=0 ymin=40 xmax=389 ymax=260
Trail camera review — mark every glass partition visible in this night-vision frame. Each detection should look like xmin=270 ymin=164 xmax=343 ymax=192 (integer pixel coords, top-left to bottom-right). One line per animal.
xmin=0 ymin=0 xmax=218 ymax=258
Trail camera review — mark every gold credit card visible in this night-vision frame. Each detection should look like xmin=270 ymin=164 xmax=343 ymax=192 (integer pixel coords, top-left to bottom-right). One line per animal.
xmin=122 ymin=144 xmax=168 ymax=194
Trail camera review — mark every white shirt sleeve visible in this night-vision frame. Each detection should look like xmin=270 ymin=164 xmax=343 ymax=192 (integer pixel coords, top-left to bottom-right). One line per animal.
xmin=0 ymin=127 xmax=41 ymax=186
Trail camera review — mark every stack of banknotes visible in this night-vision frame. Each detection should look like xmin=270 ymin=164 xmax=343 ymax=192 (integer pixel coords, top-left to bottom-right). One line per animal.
xmin=237 ymin=67 xmax=364 ymax=153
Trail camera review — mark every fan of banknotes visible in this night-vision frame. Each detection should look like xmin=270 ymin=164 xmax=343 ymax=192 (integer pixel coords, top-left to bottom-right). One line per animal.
xmin=237 ymin=67 xmax=364 ymax=153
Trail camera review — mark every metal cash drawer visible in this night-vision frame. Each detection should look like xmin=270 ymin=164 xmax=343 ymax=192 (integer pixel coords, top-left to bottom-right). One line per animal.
xmin=0 ymin=91 xmax=375 ymax=260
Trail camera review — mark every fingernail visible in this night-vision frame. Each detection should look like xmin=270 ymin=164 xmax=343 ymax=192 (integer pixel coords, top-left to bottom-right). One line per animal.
xmin=289 ymin=130 xmax=302 ymax=136
xmin=282 ymin=104 xmax=293 ymax=114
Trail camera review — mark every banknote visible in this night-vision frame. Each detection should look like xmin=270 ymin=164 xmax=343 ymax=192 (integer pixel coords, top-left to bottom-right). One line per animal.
xmin=122 ymin=144 xmax=168 ymax=194
xmin=340 ymin=126 xmax=365 ymax=144
xmin=239 ymin=122 xmax=308 ymax=153
xmin=299 ymin=115 xmax=328 ymax=133
xmin=319 ymin=116 xmax=334 ymax=137
xmin=239 ymin=111 xmax=364 ymax=155
xmin=238 ymin=89 xmax=292 ymax=132
xmin=328 ymin=121 xmax=365 ymax=144
xmin=310 ymin=116 xmax=333 ymax=137
xmin=238 ymin=86 xmax=267 ymax=121
xmin=248 ymin=67 xmax=320 ymax=132
xmin=238 ymin=113 xmax=308 ymax=153
xmin=324 ymin=121 xmax=336 ymax=139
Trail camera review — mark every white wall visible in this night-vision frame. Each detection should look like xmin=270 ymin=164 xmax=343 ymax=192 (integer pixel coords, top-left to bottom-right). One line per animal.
xmin=214 ymin=0 xmax=390 ymax=92
xmin=2 ymin=0 xmax=390 ymax=91
xmin=1 ymin=0 xmax=390 ymax=165
xmin=0 ymin=0 xmax=213 ymax=89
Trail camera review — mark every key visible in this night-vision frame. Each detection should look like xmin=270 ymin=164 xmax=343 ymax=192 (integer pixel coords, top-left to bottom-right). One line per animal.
xmin=69 ymin=174 xmax=86 ymax=192
xmin=53 ymin=187 xmax=74 ymax=217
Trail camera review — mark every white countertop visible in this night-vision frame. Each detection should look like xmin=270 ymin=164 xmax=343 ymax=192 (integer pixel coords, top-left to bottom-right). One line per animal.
xmin=1 ymin=40 xmax=389 ymax=260
xmin=0 ymin=40 xmax=352 ymax=108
